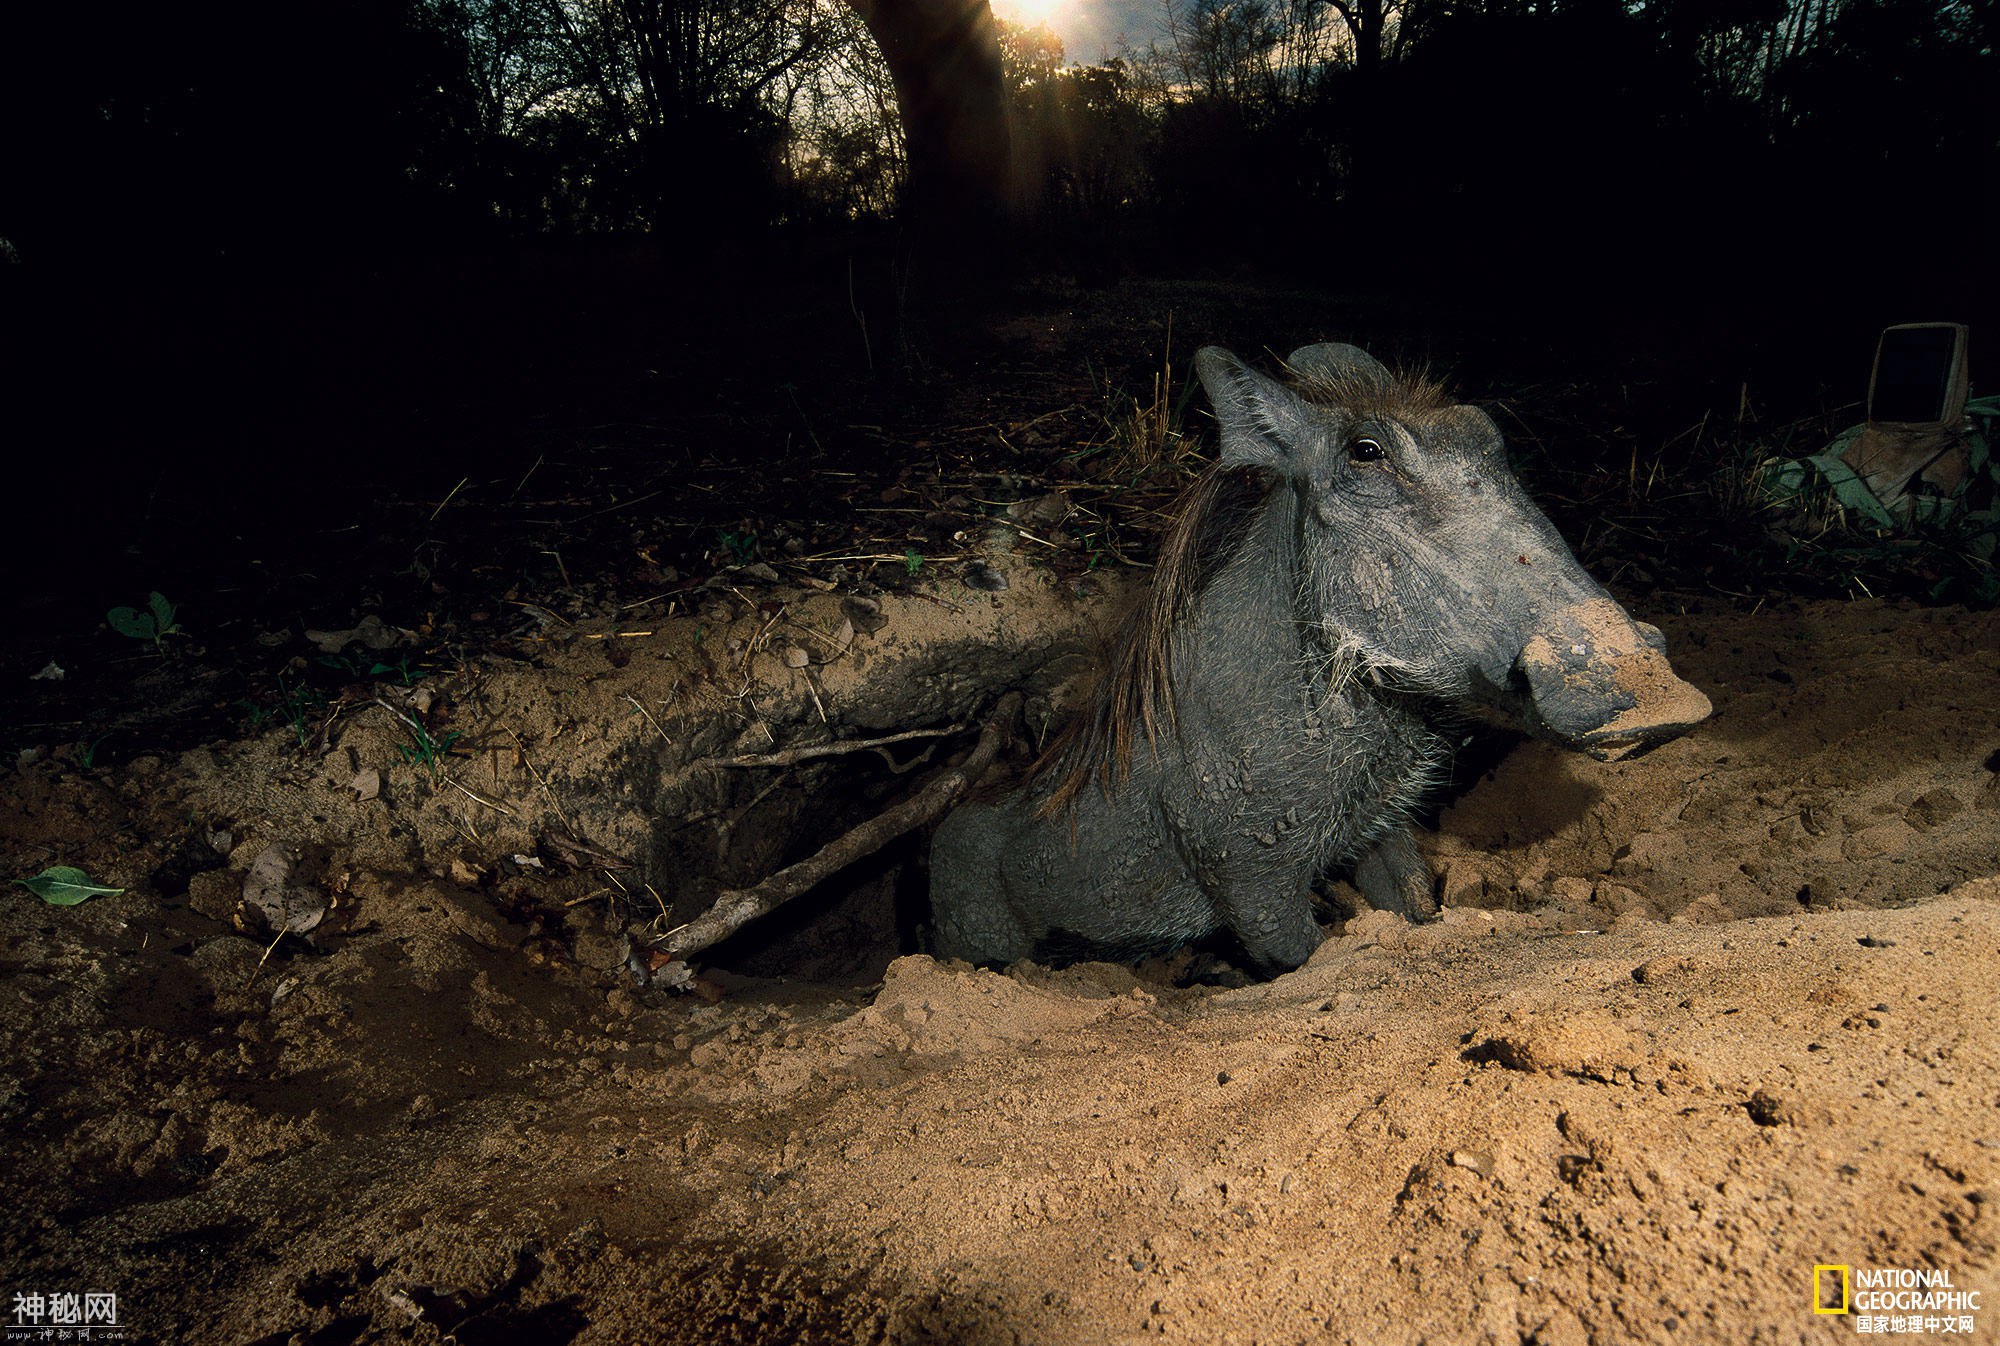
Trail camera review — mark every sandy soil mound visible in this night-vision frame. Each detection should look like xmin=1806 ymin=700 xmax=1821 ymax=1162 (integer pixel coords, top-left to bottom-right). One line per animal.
xmin=1 ymin=592 xmax=1996 ymax=1344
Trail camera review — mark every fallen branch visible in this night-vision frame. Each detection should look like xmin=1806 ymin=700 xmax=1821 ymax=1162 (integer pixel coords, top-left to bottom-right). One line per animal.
xmin=691 ymin=722 xmax=964 ymax=771
xmin=658 ymin=693 xmax=1020 ymax=964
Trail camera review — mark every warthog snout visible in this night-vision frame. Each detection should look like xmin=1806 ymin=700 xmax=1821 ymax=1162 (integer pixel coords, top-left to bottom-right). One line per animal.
xmin=1515 ymin=597 xmax=1714 ymax=761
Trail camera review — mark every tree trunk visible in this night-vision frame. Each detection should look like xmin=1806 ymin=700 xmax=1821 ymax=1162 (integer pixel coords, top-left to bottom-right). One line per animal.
xmin=844 ymin=0 xmax=1014 ymax=252
xmin=1329 ymin=0 xmax=1388 ymax=208
xmin=1329 ymin=0 xmax=1386 ymax=78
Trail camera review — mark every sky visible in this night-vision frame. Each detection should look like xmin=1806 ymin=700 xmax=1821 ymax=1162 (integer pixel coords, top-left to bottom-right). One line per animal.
xmin=995 ymin=0 xmax=1154 ymax=64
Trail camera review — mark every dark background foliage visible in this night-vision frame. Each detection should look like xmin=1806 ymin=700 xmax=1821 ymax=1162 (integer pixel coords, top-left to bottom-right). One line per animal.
xmin=5 ymin=0 xmax=1986 ymax=285
xmin=0 ymin=0 xmax=1991 ymax=654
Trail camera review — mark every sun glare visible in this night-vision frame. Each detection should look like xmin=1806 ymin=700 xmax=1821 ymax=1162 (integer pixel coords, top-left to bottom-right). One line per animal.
xmin=994 ymin=0 xmax=1070 ymax=32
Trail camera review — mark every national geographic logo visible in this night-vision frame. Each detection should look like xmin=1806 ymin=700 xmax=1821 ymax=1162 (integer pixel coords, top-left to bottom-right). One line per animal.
xmin=1814 ymin=1264 xmax=1982 ymax=1334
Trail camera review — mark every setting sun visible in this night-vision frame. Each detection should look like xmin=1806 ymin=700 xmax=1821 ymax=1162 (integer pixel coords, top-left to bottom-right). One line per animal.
xmin=993 ymin=0 xmax=1070 ymax=26
xmin=995 ymin=0 xmax=1122 ymax=66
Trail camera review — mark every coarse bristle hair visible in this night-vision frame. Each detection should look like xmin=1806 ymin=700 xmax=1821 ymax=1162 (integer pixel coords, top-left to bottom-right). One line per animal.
xmin=1289 ymin=362 xmax=1453 ymax=419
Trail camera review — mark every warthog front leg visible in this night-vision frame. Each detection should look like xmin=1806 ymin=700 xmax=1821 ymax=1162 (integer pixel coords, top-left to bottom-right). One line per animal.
xmin=1207 ymin=868 xmax=1325 ymax=974
xmin=1352 ymin=827 xmax=1440 ymax=922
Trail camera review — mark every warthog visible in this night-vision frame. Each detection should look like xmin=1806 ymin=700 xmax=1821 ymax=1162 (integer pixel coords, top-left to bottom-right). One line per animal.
xmin=928 ymin=341 xmax=1712 ymax=974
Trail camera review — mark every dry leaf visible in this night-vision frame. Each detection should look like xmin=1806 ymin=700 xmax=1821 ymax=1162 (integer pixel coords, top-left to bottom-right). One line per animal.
xmin=241 ymin=844 xmax=327 ymax=936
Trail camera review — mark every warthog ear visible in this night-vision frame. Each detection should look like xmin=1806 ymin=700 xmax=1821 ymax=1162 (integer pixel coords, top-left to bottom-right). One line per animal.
xmin=1285 ymin=342 xmax=1393 ymax=391
xmin=1194 ymin=346 xmax=1313 ymax=469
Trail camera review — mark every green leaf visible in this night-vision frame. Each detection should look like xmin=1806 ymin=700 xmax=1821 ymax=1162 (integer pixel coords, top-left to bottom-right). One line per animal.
xmin=903 ymin=547 xmax=924 ymax=575
xmin=1803 ymin=452 xmax=1899 ymax=530
xmin=148 ymin=591 xmax=177 ymax=631
xmin=13 ymin=866 xmax=124 ymax=906
xmin=107 ymin=606 xmax=156 ymax=640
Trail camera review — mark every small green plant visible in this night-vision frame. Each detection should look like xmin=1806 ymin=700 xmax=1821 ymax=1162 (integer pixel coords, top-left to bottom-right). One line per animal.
xmin=273 ymin=676 xmax=329 ymax=750
xmin=396 ymin=724 xmax=460 ymax=771
xmin=318 ymin=653 xmax=427 ymax=685
xmin=718 ymin=529 xmax=759 ymax=565
xmin=13 ymin=866 xmax=124 ymax=906
xmin=903 ymin=547 xmax=924 ymax=575
xmin=107 ymin=592 xmax=181 ymax=649
xmin=369 ymin=655 xmax=427 ymax=686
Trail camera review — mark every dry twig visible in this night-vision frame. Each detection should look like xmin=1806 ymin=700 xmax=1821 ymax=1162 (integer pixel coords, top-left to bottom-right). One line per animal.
xmin=543 ymin=831 xmax=635 ymax=872
xmin=692 ymin=722 xmax=963 ymax=771
xmin=658 ymin=693 xmax=1020 ymax=964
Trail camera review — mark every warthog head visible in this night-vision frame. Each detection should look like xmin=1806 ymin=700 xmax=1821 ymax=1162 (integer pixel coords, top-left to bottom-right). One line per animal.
xmin=1195 ymin=342 xmax=1712 ymax=759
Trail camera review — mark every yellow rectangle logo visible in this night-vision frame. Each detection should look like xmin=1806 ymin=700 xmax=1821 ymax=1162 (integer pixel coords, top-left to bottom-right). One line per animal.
xmin=1814 ymin=1265 xmax=1851 ymax=1315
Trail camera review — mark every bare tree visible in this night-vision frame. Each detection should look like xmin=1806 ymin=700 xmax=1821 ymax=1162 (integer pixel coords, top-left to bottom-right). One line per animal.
xmin=441 ymin=0 xmax=574 ymax=138
xmin=782 ymin=1 xmax=908 ymax=219
xmin=1323 ymin=0 xmax=1392 ymax=75
xmin=1160 ymin=0 xmax=1285 ymax=102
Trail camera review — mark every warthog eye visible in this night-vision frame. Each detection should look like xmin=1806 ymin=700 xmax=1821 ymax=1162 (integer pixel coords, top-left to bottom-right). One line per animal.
xmin=1349 ymin=436 xmax=1386 ymax=463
